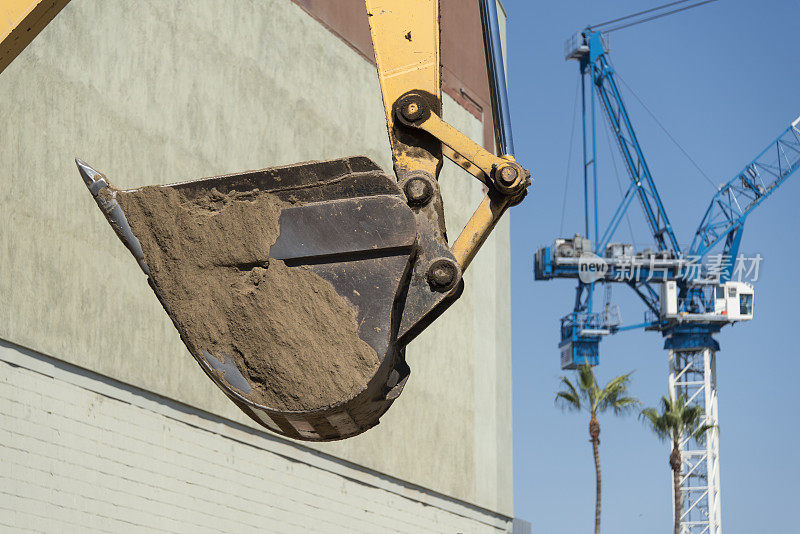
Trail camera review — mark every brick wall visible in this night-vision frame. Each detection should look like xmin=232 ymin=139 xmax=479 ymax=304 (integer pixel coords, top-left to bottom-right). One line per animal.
xmin=0 ymin=341 xmax=512 ymax=533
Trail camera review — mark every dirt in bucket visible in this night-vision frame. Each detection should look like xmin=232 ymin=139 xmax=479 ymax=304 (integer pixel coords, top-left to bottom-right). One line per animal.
xmin=116 ymin=184 xmax=380 ymax=412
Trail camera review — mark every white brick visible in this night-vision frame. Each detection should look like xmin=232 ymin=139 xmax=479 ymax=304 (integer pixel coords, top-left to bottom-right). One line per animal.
xmin=1 ymin=350 xmax=512 ymax=533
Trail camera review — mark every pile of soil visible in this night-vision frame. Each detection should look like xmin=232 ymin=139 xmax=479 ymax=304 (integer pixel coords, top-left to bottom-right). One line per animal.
xmin=116 ymin=184 xmax=379 ymax=412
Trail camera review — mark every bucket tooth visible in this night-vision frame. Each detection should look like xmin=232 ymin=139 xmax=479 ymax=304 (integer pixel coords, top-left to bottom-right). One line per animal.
xmin=76 ymin=158 xmax=107 ymax=192
xmin=76 ymin=158 xmax=150 ymax=275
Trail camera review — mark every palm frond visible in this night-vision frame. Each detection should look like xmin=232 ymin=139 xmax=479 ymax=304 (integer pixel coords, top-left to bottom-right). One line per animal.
xmin=555 ymin=365 xmax=639 ymax=420
xmin=692 ymin=423 xmax=717 ymax=443
xmin=608 ymin=395 xmax=641 ymax=416
xmin=682 ymin=404 xmax=705 ymax=428
xmin=596 ymin=371 xmax=638 ymax=415
xmin=577 ymin=365 xmax=597 ymax=407
xmin=640 ymin=406 xmax=671 ymax=442
xmin=555 ymin=376 xmax=582 ymax=412
xmin=601 ymin=372 xmax=634 ymax=398
xmin=642 ymin=394 xmax=718 ymax=447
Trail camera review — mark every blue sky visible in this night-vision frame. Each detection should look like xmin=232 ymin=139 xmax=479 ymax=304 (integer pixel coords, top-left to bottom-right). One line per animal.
xmin=504 ymin=0 xmax=800 ymax=531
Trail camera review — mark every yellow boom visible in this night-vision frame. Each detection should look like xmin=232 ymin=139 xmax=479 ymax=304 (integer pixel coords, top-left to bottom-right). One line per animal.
xmin=366 ymin=0 xmax=529 ymax=271
xmin=1 ymin=0 xmax=69 ymax=74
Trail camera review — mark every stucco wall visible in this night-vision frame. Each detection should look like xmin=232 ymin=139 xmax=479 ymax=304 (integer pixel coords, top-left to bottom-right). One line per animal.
xmin=0 ymin=0 xmax=512 ymax=516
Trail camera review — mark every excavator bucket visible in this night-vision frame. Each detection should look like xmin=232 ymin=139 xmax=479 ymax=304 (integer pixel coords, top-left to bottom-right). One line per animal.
xmin=77 ymin=156 xmax=461 ymax=441
xmin=72 ymin=0 xmax=529 ymax=443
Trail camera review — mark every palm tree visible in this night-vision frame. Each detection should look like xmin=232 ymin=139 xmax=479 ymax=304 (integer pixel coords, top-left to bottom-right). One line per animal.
xmin=555 ymin=365 xmax=639 ymax=534
xmin=640 ymin=395 xmax=715 ymax=534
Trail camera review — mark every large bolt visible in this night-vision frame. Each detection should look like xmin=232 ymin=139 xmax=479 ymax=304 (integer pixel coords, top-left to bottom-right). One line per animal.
xmin=396 ymin=93 xmax=427 ymax=124
xmin=497 ymin=165 xmax=519 ymax=187
xmin=427 ymin=258 xmax=459 ymax=292
xmin=403 ymin=175 xmax=434 ymax=207
xmin=493 ymin=162 xmax=530 ymax=196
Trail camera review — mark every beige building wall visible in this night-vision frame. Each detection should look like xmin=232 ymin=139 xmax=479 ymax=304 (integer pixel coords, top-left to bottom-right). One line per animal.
xmin=0 ymin=0 xmax=513 ymax=528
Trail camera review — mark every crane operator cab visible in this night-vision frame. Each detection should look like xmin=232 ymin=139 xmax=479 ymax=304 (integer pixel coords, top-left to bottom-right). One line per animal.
xmin=714 ymin=281 xmax=754 ymax=321
xmin=660 ymin=280 xmax=754 ymax=323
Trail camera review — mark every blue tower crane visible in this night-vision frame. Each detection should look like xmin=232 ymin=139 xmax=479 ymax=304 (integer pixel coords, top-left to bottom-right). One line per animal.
xmin=536 ymin=28 xmax=800 ymax=369
xmin=535 ymin=26 xmax=800 ymax=534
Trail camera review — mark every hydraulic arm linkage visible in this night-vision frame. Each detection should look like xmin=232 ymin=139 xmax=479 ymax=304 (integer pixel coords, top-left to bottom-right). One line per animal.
xmin=367 ymin=0 xmax=529 ymax=273
xmin=70 ymin=0 xmax=530 ymax=442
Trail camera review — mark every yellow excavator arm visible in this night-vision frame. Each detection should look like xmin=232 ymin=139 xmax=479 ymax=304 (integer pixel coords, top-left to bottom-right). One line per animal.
xmin=0 ymin=0 xmax=69 ymax=74
xmin=366 ymin=0 xmax=530 ymax=271
xmin=6 ymin=1 xmax=531 ymax=442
